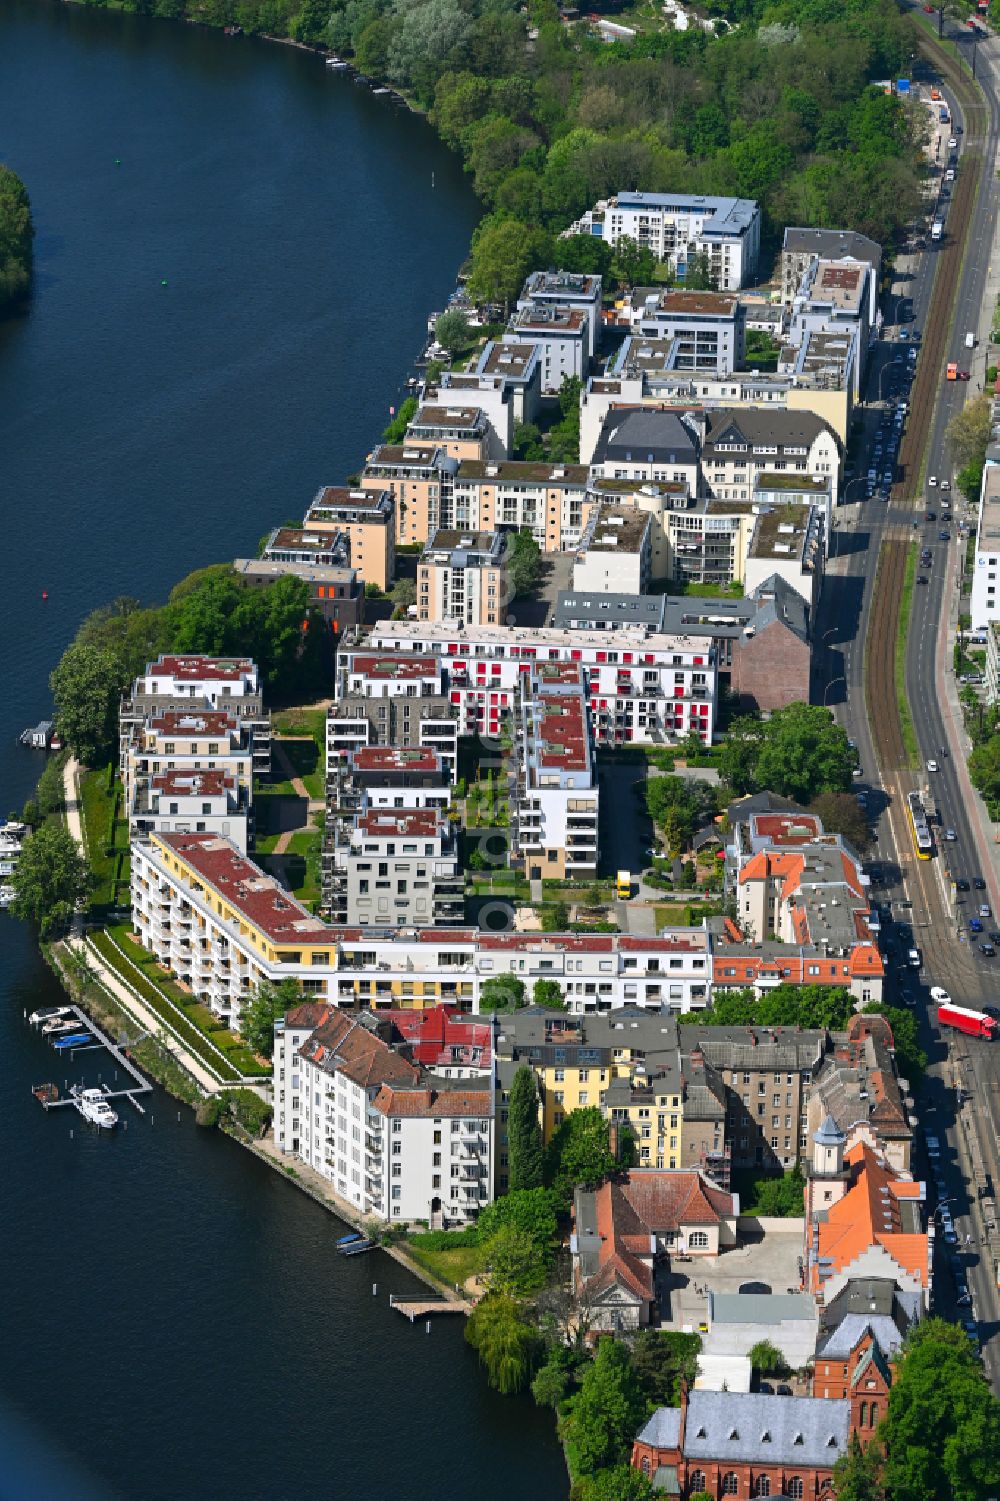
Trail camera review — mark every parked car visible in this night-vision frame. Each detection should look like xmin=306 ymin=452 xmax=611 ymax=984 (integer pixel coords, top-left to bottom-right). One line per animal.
xmin=980 ymin=903 xmax=992 ymax=918
xmin=980 ymin=942 xmax=996 ymax=957
xmin=969 ymin=917 xmax=984 ymax=933
xmin=945 ymin=828 xmax=957 ymax=841
xmin=956 ymin=879 xmax=971 ymax=892
xmin=929 ymin=475 xmax=938 ymax=486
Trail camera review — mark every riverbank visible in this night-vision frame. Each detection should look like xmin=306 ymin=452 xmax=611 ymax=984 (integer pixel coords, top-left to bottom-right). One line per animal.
xmin=0 ymin=163 xmax=34 ymax=314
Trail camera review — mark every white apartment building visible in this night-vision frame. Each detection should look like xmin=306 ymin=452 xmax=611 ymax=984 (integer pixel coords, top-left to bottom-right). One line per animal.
xmin=130 ymin=831 xmax=713 ymax=1023
xmin=120 ymin=654 xmax=270 ymax=777
xmin=743 ymin=503 xmax=825 ymax=612
xmin=970 ymin=442 xmax=1000 ymax=629
xmin=573 ymin=504 xmax=652 ymax=595
xmin=366 ymin=621 xmax=718 ymax=745
xmin=520 ymin=270 xmax=603 ymax=356
xmin=273 ymin=1004 xmax=494 ymax=1226
xmin=327 ymin=746 xmax=451 ymax=817
xmin=325 ymin=807 xmax=464 ymax=928
xmin=123 ymin=711 xmax=253 ymax=820
xmin=589 ymin=407 xmax=701 ymax=492
xmin=417 ymin=528 xmax=510 ymax=627
xmin=566 ymin=191 xmax=762 ymax=291
xmin=621 ymin=289 xmax=746 ymax=374
xmin=701 ymin=407 xmax=841 ymax=507
xmin=130 ymin=768 xmax=251 ymax=852
xmin=451 ymin=460 xmax=593 ymax=552
xmin=504 ymin=306 xmax=590 ymax=394
xmin=514 ymin=663 xmax=599 ymax=880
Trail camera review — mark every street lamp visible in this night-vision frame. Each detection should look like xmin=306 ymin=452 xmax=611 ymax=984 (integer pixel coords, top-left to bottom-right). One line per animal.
xmin=824 ymin=676 xmax=846 ymax=706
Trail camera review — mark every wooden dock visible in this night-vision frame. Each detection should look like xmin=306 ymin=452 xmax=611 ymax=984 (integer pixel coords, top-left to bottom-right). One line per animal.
xmin=389 ymin=1295 xmax=470 ymax=1321
xmin=32 ymin=1003 xmax=152 ymax=1108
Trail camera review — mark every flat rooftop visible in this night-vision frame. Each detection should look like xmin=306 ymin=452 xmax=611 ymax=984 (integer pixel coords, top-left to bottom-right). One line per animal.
xmin=146 ymin=655 xmax=254 ymax=682
xmin=356 ymin=809 xmax=444 ymax=839
xmin=457 ymin=459 xmax=588 ymax=485
xmin=749 ymin=504 xmax=817 ymax=561
xmin=423 ymin=529 xmax=506 ymax=565
xmin=311 ymin=485 xmax=393 ymax=514
xmin=234 ymin=558 xmax=357 ymax=585
xmin=368 ymin=620 xmax=712 ymax=654
xmin=509 ymin=304 xmax=588 ymax=334
xmin=149 ymin=769 xmax=236 ymax=796
xmin=348 ymin=654 xmax=440 ymax=680
xmin=410 ymin=405 xmax=484 ymax=430
xmin=155 ymin=833 xmax=332 ymax=945
xmin=145 ymin=710 xmax=241 ymax=737
xmin=479 ymin=342 xmax=536 ymax=379
xmin=348 ymin=746 xmax=444 ymax=774
xmin=581 ymin=504 xmax=649 ymax=553
xmin=553 ymin=591 xmax=668 ymax=631
xmin=611 ymin=192 xmax=759 ymax=236
xmin=638 ymin=289 xmax=741 ymax=318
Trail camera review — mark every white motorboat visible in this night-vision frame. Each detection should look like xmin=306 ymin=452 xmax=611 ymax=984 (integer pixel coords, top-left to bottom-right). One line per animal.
xmin=1 ymin=886 xmax=17 ymax=909
xmin=42 ymin=1017 xmax=83 ymax=1036
xmin=30 ymin=1006 xmax=72 ymax=1025
xmin=71 ymin=1087 xmax=118 ymax=1130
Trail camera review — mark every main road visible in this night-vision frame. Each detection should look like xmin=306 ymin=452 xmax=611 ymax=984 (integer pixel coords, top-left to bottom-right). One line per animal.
xmin=814 ymin=8 xmax=1000 ymax=1378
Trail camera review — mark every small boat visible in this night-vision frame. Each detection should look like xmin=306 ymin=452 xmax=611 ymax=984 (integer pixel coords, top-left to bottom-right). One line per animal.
xmin=52 ymin=1032 xmax=91 ymax=1050
xmin=335 ymin=1231 xmax=362 ymax=1247
xmin=372 ymin=87 xmax=391 ymax=96
xmin=326 ymin=55 xmax=349 ymax=68
xmin=30 ymin=1005 xmax=73 ymax=1025
xmin=72 ymin=1086 xmax=118 ymax=1129
xmin=42 ymin=1017 xmax=82 ymax=1035
xmin=0 ymin=886 xmax=14 ymax=909
xmin=339 ymin=1238 xmax=376 ymax=1257
xmin=353 ymin=73 xmax=371 ymax=85
xmin=32 ymin=1083 xmax=59 ymax=1105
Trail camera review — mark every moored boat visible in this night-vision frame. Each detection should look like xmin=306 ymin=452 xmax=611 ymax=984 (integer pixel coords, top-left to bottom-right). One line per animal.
xmin=31 ymin=1082 xmax=59 ymax=1105
xmin=53 ymin=1032 xmax=91 ymax=1050
xmin=30 ymin=1005 xmax=73 ymax=1025
xmin=71 ymin=1086 xmax=118 ymax=1129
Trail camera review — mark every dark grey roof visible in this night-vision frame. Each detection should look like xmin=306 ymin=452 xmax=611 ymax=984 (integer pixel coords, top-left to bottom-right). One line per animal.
xmin=680 ymin=1390 xmax=850 ymax=1468
xmin=703 ymin=406 xmax=833 ymax=451
xmin=782 ymin=227 xmax=882 ymax=269
xmin=814 ymin=1112 xmax=846 ymax=1147
xmin=573 ymin=1186 xmax=603 ymax=1279
xmin=749 ymin=574 xmax=810 ymax=643
xmin=725 ymin=791 xmax=809 ymax=824
xmin=816 ymin=1313 xmax=907 ymax=1361
xmin=680 ymin=1025 xmax=828 ymax=1073
xmin=553 ymin=591 xmax=668 ymax=632
xmin=592 ymin=408 xmax=699 ymax=467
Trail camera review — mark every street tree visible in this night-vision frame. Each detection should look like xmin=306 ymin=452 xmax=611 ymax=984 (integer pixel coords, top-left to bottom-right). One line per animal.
xmin=946 ymin=392 xmax=992 ymax=470
xmin=720 ymin=704 xmax=853 ymax=803
xmin=968 ymin=734 xmax=1000 ymax=806
xmin=240 ymin=976 xmax=302 ymax=1058
xmin=561 ymin=1337 xmax=648 ymax=1476
xmin=9 ymin=825 xmax=91 ymax=935
xmin=390 ymin=578 xmax=417 ymax=608
xmin=809 ymin=790 xmax=872 ymax=852
xmin=50 ymin=642 xmax=129 ymax=768
xmin=507 ymin=1064 xmax=544 ymax=1190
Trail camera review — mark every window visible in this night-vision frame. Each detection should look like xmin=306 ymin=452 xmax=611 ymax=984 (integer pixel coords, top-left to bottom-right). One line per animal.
xmin=787 ymin=1480 xmax=804 ymax=1500
xmin=722 ymin=1475 xmax=739 ymax=1496
xmin=689 ymin=1230 xmax=709 ymax=1249
xmin=689 ymin=1472 xmax=706 ymax=1494
xmin=755 ymin=1478 xmax=770 ymax=1497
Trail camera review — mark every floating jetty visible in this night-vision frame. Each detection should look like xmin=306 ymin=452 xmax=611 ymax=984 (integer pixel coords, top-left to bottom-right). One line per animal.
xmin=389 ymin=1294 xmax=470 ymax=1322
xmin=29 ymin=1003 xmax=152 ymax=1111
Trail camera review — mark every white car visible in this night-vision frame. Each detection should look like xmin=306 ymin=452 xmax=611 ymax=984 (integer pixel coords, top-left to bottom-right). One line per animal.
xmin=927 ymin=759 xmax=940 ymax=772
xmin=928 ymin=475 xmax=938 ymax=487
xmin=930 ymin=986 xmax=951 ymax=1003
xmin=949 ymin=135 xmax=958 ymax=148
xmin=945 ymin=828 xmax=957 ymax=841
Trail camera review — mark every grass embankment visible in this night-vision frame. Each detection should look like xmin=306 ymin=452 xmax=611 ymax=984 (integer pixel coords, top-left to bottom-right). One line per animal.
xmin=88 ymin=926 xmax=267 ymax=1081
xmin=78 ymin=765 xmax=130 ymax=909
xmin=895 ymin=542 xmax=921 ymax=767
xmin=406 ymin=1230 xmax=484 ymax=1291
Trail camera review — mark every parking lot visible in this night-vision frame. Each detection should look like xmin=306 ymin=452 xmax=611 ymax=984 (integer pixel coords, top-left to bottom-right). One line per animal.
xmin=664 ymin=1226 xmax=804 ymax=1331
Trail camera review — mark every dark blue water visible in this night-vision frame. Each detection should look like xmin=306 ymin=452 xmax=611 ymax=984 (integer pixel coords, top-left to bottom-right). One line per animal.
xmin=0 ymin=5 xmax=565 ymax=1496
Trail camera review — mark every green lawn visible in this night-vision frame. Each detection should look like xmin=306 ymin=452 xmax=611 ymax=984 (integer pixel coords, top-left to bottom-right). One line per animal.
xmin=78 ymin=765 xmax=129 ymax=909
xmin=406 ymin=1238 xmax=483 ymax=1291
xmin=894 ymin=542 xmax=921 ymax=768
xmin=89 ymin=925 xmax=268 ymax=1081
xmin=270 ymin=737 xmax=325 ymax=799
xmin=270 ymin=706 xmax=327 ymax=745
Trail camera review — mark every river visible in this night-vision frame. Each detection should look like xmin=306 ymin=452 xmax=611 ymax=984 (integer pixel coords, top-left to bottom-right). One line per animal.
xmin=0 ymin=5 xmax=566 ymax=1496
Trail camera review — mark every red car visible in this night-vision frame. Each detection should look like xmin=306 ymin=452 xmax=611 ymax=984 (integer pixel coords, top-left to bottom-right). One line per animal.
xmin=958 ymin=370 xmax=971 ymax=380
xmin=923 ymin=4 xmax=934 ymax=11
xmin=967 ymin=17 xmax=977 ymax=26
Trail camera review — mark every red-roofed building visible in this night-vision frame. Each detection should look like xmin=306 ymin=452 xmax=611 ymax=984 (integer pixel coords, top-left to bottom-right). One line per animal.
xmin=324 ymin=805 xmax=463 ymax=928
xmin=120 ymin=654 xmax=270 ymax=778
xmin=513 ymin=662 xmax=600 ymax=880
xmin=573 ymin=1169 xmax=738 ymax=1330
xmin=275 ymin=1003 xmax=494 ymax=1227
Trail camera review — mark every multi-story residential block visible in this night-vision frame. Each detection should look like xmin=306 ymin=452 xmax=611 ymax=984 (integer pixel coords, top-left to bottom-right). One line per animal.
xmin=572 ymin=504 xmax=652 ymax=596
xmin=326 ymin=745 xmax=451 ymax=819
xmin=743 ymin=502 xmax=825 ymax=611
xmin=417 ymin=528 xmax=510 ymax=627
xmin=131 ymin=833 xmax=719 ymax=1026
xmin=130 ymin=768 xmax=251 ymax=852
xmin=806 ymin=1013 xmax=912 ymax=1172
xmin=512 ymin=662 xmax=599 ymax=880
xmin=450 ymin=459 xmax=592 ymax=552
xmin=366 ymin=621 xmax=718 ymax=746
xmin=404 ymin=403 xmax=502 ymax=461
xmin=469 ymin=341 xmax=542 ymax=424
xmin=360 ymin=443 xmax=458 ymax=548
xmin=259 ymin=526 xmax=351 ymax=567
xmin=620 ymin=288 xmax=746 ymax=374
xmin=785 ymin=258 xmax=871 ymax=396
xmin=504 ymin=305 xmax=591 ymax=394
xmin=590 ymin=407 xmax=701 ymax=490
xmin=554 ymin=575 xmax=811 ymax=713
xmin=519 ymin=269 xmax=603 ymax=356
xmin=969 ymin=428 xmax=1000 ymax=629
xmin=273 ymin=1003 xmax=493 ymax=1226
xmin=326 ymin=694 xmax=459 ymax=782
xmin=123 ymin=710 xmax=253 ymax=821
xmin=701 ymin=407 xmax=841 ymax=506
xmin=324 ymin=807 xmax=464 ymax=928
xmin=302 ymin=486 xmax=395 ymax=592
xmin=566 ymin=191 xmax=762 ymax=290
xmin=781 ymin=227 xmax=882 ymax=324
xmin=985 ymin=619 xmax=1000 ymax=701
xmin=119 ymin=654 xmax=270 ymax=777
xmin=585 ymin=476 xmax=689 ymax=579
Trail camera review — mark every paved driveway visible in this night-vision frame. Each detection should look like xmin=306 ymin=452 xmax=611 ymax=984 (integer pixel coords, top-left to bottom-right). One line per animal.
xmin=598 ymin=758 xmax=653 ymax=878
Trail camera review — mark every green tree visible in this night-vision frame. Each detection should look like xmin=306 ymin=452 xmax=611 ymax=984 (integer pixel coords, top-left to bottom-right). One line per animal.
xmin=465 ymin=1294 xmax=539 ymax=1394
xmin=833 ymin=1434 xmax=887 ymax=1501
xmin=630 ymin=1330 xmax=701 ymax=1406
xmin=695 ymin=985 xmax=853 ymax=1032
xmin=435 ymin=307 xmax=472 ymax=353
xmin=646 ymin=775 xmax=715 ymax=856
xmin=480 ymin=1223 xmax=549 ymax=1294
xmin=240 ymin=976 xmax=302 ymax=1058
xmin=476 ymin=1185 xmax=559 ymax=1254
xmin=562 ymin=1337 xmax=647 ymax=1476
xmin=466 ymin=216 xmax=552 ymax=311
xmin=390 ymin=578 xmax=417 ymax=608
xmin=545 ymin=1106 xmax=618 ymax=1204
xmin=481 ymin=975 xmax=526 ymax=1012
xmin=508 ymin=528 xmax=542 ymax=597
xmin=9 ymin=824 xmax=91 ymax=935
xmin=610 ymin=235 xmax=657 ymax=289
xmin=508 ymin=1064 xmax=544 ymax=1191
xmin=969 ymin=734 xmax=1000 ymax=805
xmin=531 ymin=1345 xmax=580 ymax=1410
xmin=809 ymin=790 xmax=872 ymax=852
xmin=739 ymin=1165 xmax=806 ymax=1218
xmin=533 ymin=977 xmax=565 ymax=1010
xmin=0 ymin=164 xmax=34 ymax=310
xmin=382 ymin=395 xmax=418 ymax=443
xmin=552 ymin=233 xmax=613 ymax=278
xmin=578 ymin=1467 xmax=656 ymax=1501
xmin=50 ymin=642 xmax=129 ymax=768
xmin=541 ymin=900 xmax=570 ymax=932
xmin=947 ymin=393 xmax=992 ymax=472
xmin=882 ymin=1318 xmax=1000 ymax=1501
xmin=749 ymin=1339 xmax=788 ymax=1375
xmin=861 ymin=1004 xmax=926 ymax=1086
xmin=720 ymin=704 xmax=853 ymax=803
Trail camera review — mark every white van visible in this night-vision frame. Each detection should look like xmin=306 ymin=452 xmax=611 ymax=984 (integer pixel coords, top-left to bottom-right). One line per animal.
xmin=966 ymin=331 xmax=976 ymax=349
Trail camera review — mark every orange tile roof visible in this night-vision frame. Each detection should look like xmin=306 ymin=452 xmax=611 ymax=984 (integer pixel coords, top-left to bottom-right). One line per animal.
xmin=813 ymin=1142 xmax=928 ymax=1290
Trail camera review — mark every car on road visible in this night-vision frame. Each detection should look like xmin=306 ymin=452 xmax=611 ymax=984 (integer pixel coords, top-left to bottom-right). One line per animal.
xmin=956 ymin=879 xmax=971 ymax=892
xmin=917 ymin=575 xmax=929 ymax=585
xmin=945 ymin=828 xmax=957 ymax=840
xmin=940 ymin=479 xmax=951 ymax=491
xmin=927 ymin=1135 xmax=942 ymax=1158
xmin=926 ymin=510 xmax=936 ymax=520
xmin=949 ymin=134 xmax=959 ymax=146
xmin=969 ymin=918 xmax=984 ymax=933
xmin=758 ymin=1381 xmax=775 ymax=1395
xmin=980 ymin=942 xmax=996 ymax=957
xmin=922 ymin=4 xmax=933 ymax=11
xmin=957 ymin=1290 xmax=973 ymax=1306
xmin=883 ymin=470 xmax=894 ymax=485
xmin=974 ymin=877 xmax=987 ymax=889
xmin=963 ymin=1319 xmax=979 ymax=1342
xmin=898 ymin=328 xmax=910 ymax=340
xmin=852 ymin=766 xmax=864 ymax=779
xmin=980 ymin=903 xmax=992 ymax=918
xmin=940 ymin=530 xmax=951 ymax=540
xmin=984 ymin=1005 xmax=1000 ymax=1021
xmin=944 ymin=1227 xmax=960 ymax=1246
xmin=931 ymin=987 xmax=952 ymax=1003
xmin=927 ymin=759 xmax=940 ymax=772
xmin=958 ymin=370 xmax=971 ymax=381
xmin=929 ymin=475 xmax=938 ymax=486
xmin=990 ymin=930 xmax=1000 ymax=944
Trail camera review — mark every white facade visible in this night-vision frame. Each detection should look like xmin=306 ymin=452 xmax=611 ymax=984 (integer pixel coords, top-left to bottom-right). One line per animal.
xmin=572 ymin=505 xmax=652 ymax=596
xmin=123 ymin=713 xmax=253 ymax=818
xmin=970 ymin=453 xmax=1000 ymax=630
xmin=504 ymin=308 xmax=589 ymax=394
xmin=566 ymin=191 xmax=761 ymax=291
xmin=130 ymin=770 xmax=250 ymax=852
xmin=520 ymin=270 xmax=603 ymax=357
